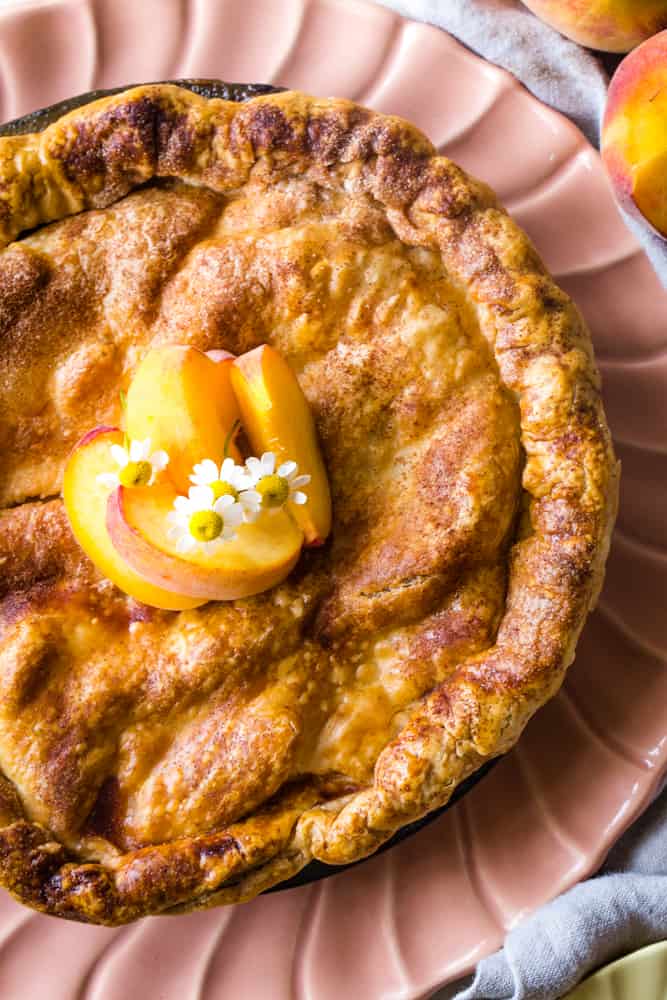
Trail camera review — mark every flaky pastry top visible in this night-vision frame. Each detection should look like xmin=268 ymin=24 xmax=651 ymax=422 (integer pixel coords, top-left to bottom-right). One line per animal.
xmin=0 ymin=86 xmax=617 ymax=923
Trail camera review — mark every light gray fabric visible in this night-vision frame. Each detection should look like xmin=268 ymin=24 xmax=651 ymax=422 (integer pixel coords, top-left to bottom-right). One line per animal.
xmin=375 ymin=0 xmax=667 ymax=288
xmin=371 ymin=2 xmax=667 ymax=996
xmin=435 ymin=791 xmax=667 ymax=999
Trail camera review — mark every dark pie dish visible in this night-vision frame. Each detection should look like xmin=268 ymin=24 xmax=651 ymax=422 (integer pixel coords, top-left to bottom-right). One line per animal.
xmin=0 ymin=81 xmax=618 ymax=924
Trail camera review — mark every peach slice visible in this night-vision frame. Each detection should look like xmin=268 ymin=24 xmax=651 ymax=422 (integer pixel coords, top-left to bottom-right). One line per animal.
xmin=205 ymin=349 xmax=236 ymax=363
xmin=107 ymin=482 xmax=303 ymax=600
xmin=230 ymin=345 xmax=332 ymax=546
xmin=125 ymin=345 xmax=242 ymax=493
xmin=63 ymin=426 xmax=203 ymax=611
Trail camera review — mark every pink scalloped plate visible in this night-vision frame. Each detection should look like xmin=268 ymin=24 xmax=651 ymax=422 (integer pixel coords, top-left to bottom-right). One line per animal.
xmin=0 ymin=1 xmax=666 ymax=998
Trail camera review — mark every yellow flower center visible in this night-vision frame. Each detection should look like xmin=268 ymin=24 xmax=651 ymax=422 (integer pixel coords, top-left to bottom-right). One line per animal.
xmin=256 ymin=474 xmax=289 ymax=509
xmin=119 ymin=460 xmax=152 ymax=487
xmin=210 ymin=480 xmax=238 ymax=501
xmin=188 ymin=510 xmax=223 ymax=542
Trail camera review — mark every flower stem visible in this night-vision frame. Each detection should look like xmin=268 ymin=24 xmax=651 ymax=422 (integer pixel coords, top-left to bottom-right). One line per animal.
xmin=223 ymin=419 xmax=241 ymax=459
xmin=119 ymin=390 xmax=129 ymax=450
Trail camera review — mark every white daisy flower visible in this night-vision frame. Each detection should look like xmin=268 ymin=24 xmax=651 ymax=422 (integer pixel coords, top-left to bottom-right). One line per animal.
xmin=244 ymin=452 xmax=310 ymax=514
xmin=189 ymin=457 xmax=262 ymax=523
xmin=166 ymin=485 xmax=243 ymax=553
xmin=96 ymin=437 xmax=169 ymax=490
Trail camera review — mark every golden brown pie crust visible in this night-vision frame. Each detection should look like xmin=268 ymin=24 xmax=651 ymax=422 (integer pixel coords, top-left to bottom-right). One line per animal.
xmin=0 ymin=86 xmax=618 ymax=923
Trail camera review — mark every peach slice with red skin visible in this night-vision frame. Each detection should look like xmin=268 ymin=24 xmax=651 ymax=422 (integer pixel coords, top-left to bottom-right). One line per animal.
xmin=230 ymin=345 xmax=332 ymax=547
xmin=125 ymin=345 xmax=242 ymax=493
xmin=205 ymin=349 xmax=236 ymax=363
xmin=107 ymin=481 xmax=303 ymax=600
xmin=63 ymin=426 xmax=204 ymax=611
xmin=602 ymin=30 xmax=667 ymax=236
xmin=66 ymin=344 xmax=328 ymax=608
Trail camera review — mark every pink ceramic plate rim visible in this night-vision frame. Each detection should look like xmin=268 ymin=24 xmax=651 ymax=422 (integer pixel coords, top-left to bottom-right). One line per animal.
xmin=0 ymin=1 xmax=665 ymax=998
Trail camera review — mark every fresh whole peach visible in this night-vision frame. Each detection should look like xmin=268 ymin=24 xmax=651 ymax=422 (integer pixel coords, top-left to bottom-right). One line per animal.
xmin=522 ymin=0 xmax=667 ymax=53
xmin=602 ymin=30 xmax=667 ymax=236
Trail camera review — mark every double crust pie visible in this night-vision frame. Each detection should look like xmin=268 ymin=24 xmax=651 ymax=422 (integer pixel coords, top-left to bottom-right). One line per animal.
xmin=0 ymin=86 xmax=618 ymax=923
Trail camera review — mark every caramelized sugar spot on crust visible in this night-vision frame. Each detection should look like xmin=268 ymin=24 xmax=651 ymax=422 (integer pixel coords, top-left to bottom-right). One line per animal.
xmin=0 ymin=176 xmax=520 ymax=854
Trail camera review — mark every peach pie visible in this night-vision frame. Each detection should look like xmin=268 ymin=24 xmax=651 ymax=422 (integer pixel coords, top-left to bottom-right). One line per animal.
xmin=0 ymin=85 xmax=618 ymax=923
